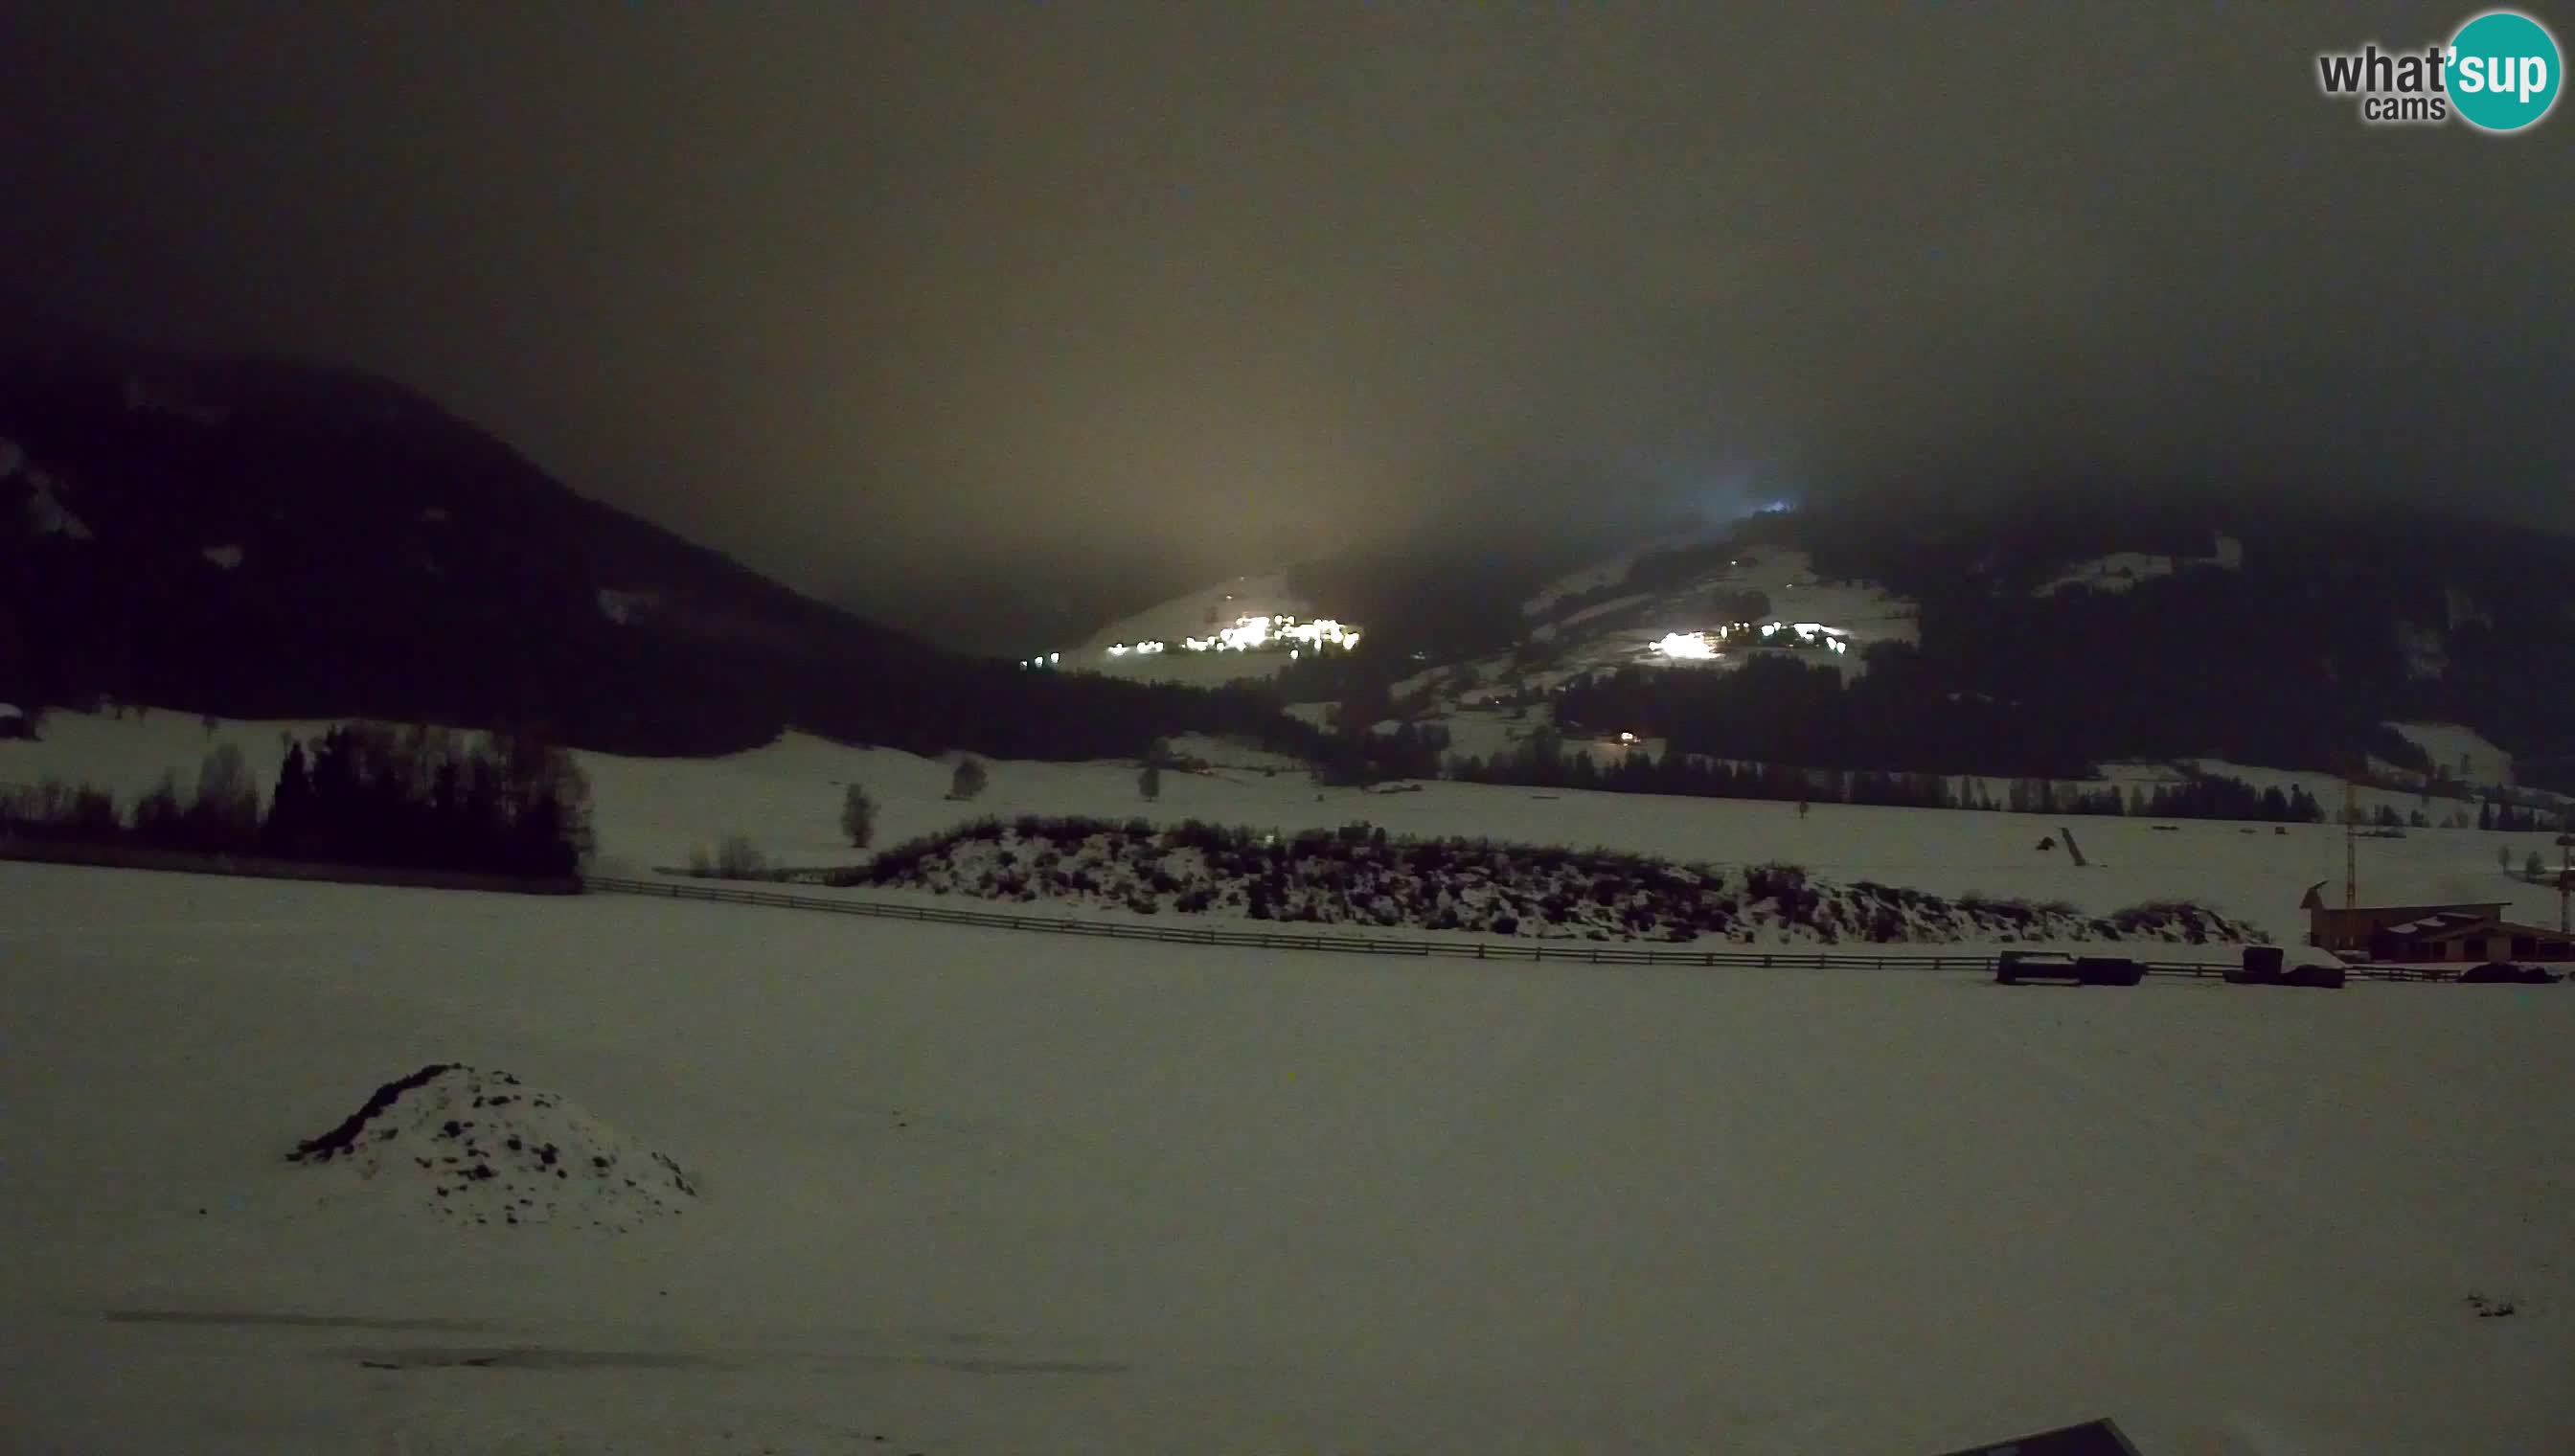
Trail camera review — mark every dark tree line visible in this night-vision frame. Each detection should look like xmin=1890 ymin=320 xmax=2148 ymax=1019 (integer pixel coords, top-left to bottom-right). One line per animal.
xmin=1304 ymin=720 xmax=1452 ymax=786
xmin=0 ymin=723 xmax=592 ymax=877
xmin=1447 ymin=726 xmax=2331 ymax=823
xmin=2478 ymin=797 xmax=2557 ymax=833
xmin=263 ymin=724 xmax=593 ymax=876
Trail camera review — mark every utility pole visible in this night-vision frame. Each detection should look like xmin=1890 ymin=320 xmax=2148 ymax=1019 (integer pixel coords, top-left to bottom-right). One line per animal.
xmin=2556 ymin=811 xmax=2572 ymax=938
xmin=2343 ymin=768 xmax=2358 ymax=918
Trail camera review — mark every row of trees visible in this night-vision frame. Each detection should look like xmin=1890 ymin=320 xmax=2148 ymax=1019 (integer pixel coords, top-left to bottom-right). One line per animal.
xmin=264 ymin=724 xmax=594 ymax=876
xmin=1445 ymin=728 xmax=2339 ymax=823
xmin=2477 ymin=797 xmax=2559 ymax=832
xmin=0 ymin=724 xmax=594 ymax=877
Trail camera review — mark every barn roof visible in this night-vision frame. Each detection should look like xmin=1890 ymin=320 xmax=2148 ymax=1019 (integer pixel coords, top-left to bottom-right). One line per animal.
xmin=2397 ymin=915 xmax=2501 ymax=943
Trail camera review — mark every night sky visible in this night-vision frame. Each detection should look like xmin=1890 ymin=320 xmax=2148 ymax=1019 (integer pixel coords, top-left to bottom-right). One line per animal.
xmin=2 ymin=4 xmax=2566 ymax=646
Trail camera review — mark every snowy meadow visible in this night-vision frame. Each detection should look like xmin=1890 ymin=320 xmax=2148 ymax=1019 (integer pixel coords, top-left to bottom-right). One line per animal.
xmin=5 ymin=715 xmax=2573 ymax=1452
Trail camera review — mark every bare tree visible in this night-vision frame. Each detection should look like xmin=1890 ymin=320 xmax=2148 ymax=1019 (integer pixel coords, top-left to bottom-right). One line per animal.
xmin=192 ymin=743 xmax=262 ymax=849
xmin=715 ymin=834 xmax=767 ymax=878
xmin=839 ymin=784 xmax=877 ymax=849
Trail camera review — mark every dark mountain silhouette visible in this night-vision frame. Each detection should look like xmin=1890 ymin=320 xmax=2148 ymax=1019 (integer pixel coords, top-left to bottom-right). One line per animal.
xmin=1531 ymin=490 xmax=2575 ymax=794
xmin=0 ymin=333 xmax=1301 ymax=760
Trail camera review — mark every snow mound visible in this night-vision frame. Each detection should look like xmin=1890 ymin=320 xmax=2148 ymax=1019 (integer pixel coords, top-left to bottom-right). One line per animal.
xmin=286 ymin=1064 xmax=695 ymax=1232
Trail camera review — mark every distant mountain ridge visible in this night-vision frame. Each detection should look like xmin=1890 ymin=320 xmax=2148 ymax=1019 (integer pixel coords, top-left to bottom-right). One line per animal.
xmin=0 ymin=335 xmax=1296 ymax=760
xmin=1081 ymin=489 xmax=2575 ymax=795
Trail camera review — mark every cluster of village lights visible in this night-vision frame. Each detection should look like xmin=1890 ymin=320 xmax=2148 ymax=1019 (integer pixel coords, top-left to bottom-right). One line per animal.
xmin=1652 ymin=622 xmax=1849 ymax=661
xmin=1106 ymin=613 xmax=1361 ymax=657
xmin=1024 ymin=612 xmax=1364 ymax=671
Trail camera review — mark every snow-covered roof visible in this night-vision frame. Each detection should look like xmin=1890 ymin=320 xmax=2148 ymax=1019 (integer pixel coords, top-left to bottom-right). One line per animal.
xmin=0 ymin=702 xmax=22 ymax=718
xmin=2381 ymin=911 xmax=2493 ymax=939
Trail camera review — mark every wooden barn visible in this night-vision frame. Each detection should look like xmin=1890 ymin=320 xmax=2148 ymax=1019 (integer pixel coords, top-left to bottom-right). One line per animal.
xmin=2301 ymin=883 xmax=2575 ymax=963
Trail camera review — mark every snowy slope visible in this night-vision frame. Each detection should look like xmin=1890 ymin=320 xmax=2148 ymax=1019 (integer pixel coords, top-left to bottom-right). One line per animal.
xmin=1078 ymin=571 xmax=1310 ymax=653
xmin=1497 ymin=545 xmax=1920 ymax=702
xmin=1517 ymin=517 xmax=1735 ymax=617
xmin=2387 ymin=720 xmax=2516 ymax=788
xmin=2033 ymin=535 xmax=2244 ymax=597
xmin=4 ymin=861 xmax=2570 ymax=1454
xmin=1051 ymin=571 xmax=1351 ymax=686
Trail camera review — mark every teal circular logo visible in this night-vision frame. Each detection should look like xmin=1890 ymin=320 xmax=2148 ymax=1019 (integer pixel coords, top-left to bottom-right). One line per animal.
xmin=2448 ymin=10 xmax=2562 ymax=131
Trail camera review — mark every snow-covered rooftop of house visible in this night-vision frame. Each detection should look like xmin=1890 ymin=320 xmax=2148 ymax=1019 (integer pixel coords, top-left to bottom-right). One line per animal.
xmin=2380 ymin=910 xmax=2494 ymax=937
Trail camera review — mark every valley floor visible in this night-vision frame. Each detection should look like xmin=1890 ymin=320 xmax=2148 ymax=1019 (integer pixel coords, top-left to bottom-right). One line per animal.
xmin=11 ymin=713 xmax=2572 ymax=948
xmin=4 ymin=861 xmax=2570 ymax=1454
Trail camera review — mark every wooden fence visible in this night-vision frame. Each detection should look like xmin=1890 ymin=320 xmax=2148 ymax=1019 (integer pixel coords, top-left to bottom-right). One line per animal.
xmin=581 ymin=875 xmax=2448 ymax=981
xmin=0 ymin=836 xmax=581 ymax=896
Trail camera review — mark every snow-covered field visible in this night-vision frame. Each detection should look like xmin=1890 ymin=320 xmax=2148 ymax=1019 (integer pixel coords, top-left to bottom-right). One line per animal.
xmin=10 ymin=710 xmax=2572 ymax=948
xmin=5 ymin=859 xmax=2570 ymax=1454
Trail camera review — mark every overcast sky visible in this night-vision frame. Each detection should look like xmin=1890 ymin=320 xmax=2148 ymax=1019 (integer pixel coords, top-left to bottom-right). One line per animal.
xmin=2 ymin=3 xmax=2565 ymax=643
